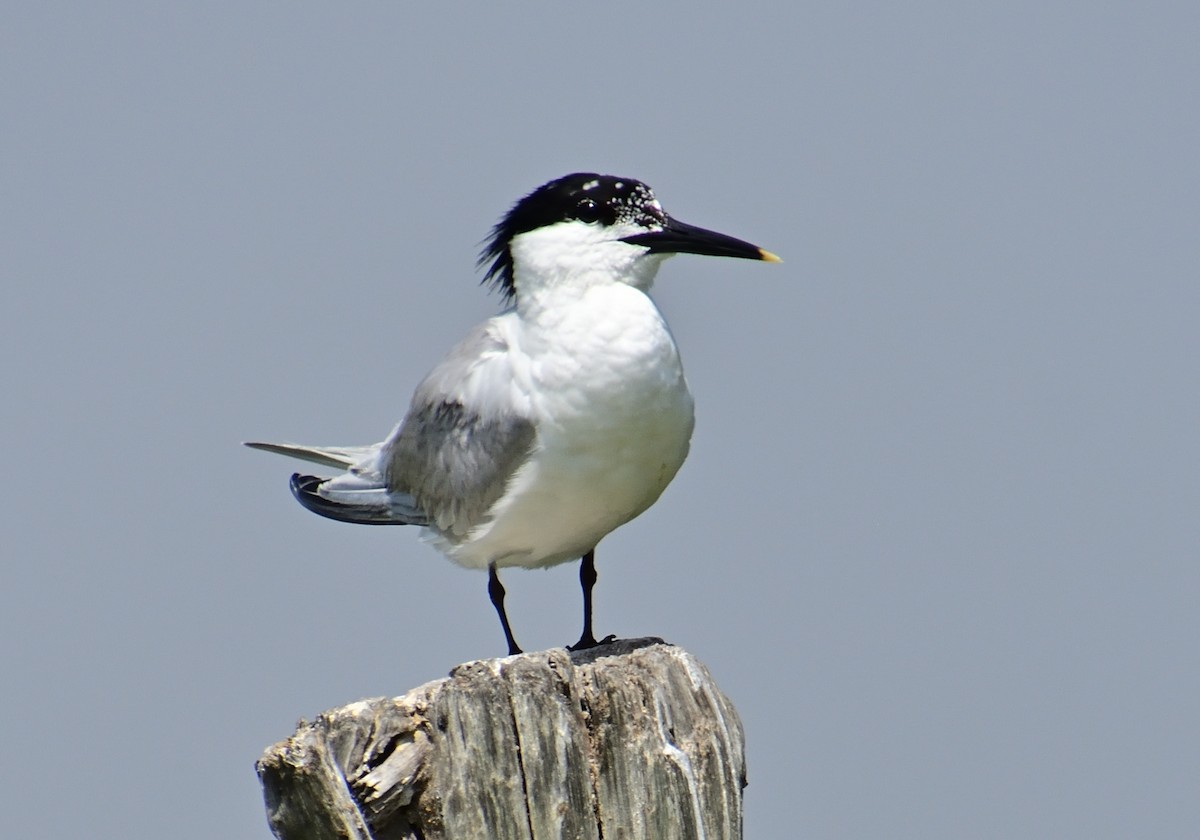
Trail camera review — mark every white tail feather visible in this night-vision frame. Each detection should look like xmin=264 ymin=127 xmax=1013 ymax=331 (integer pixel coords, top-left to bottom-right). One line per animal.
xmin=243 ymin=441 xmax=380 ymax=470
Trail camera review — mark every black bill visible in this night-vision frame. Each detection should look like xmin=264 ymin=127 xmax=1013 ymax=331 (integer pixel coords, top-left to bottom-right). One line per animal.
xmin=621 ymin=215 xmax=781 ymax=262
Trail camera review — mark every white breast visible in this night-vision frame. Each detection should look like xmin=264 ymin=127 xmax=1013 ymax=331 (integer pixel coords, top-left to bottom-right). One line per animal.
xmin=439 ymin=283 xmax=695 ymax=570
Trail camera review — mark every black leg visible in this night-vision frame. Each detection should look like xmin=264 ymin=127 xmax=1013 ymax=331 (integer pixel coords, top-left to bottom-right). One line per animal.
xmin=488 ymin=563 xmax=522 ymax=656
xmin=569 ymin=549 xmax=615 ymax=651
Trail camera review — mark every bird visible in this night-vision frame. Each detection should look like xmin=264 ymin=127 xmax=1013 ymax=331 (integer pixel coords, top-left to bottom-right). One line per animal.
xmin=247 ymin=173 xmax=779 ymax=655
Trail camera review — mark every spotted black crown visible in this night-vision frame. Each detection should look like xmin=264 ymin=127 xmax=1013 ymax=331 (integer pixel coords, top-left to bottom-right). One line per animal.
xmin=478 ymin=173 xmax=664 ymax=301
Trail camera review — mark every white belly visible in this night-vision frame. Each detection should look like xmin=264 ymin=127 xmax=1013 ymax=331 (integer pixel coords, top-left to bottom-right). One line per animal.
xmin=438 ymin=284 xmax=695 ymax=570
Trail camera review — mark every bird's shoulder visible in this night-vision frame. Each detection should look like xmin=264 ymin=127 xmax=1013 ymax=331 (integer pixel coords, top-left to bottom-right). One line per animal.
xmin=381 ymin=313 xmax=536 ymax=535
xmin=406 ymin=312 xmax=530 ymax=418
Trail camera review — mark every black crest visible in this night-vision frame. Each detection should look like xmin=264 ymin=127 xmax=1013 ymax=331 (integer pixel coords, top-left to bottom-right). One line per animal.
xmin=478 ymin=173 xmax=661 ymax=301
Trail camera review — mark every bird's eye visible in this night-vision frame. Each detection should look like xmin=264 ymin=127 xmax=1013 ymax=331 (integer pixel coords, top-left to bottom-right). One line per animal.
xmin=575 ymin=198 xmax=602 ymax=223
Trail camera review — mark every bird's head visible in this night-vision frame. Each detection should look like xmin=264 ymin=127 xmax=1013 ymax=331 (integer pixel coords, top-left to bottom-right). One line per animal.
xmin=479 ymin=173 xmax=779 ymax=303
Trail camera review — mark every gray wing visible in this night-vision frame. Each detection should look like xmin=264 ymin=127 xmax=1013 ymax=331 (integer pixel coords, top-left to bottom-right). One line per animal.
xmin=383 ymin=317 xmax=535 ymax=538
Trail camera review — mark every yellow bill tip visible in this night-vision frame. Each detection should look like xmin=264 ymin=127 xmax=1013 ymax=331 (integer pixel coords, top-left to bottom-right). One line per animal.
xmin=758 ymin=249 xmax=783 ymax=263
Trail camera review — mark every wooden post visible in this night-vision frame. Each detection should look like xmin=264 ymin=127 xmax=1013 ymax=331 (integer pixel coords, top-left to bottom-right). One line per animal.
xmin=257 ymin=638 xmax=746 ymax=840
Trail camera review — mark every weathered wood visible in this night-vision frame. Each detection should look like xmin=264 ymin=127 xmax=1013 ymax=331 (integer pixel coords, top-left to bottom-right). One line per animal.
xmin=257 ymin=638 xmax=746 ymax=840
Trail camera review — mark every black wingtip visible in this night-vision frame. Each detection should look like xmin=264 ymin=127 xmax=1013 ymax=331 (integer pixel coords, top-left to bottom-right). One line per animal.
xmin=289 ymin=472 xmax=321 ymax=495
xmin=289 ymin=473 xmax=344 ymax=522
xmin=286 ymin=473 xmax=396 ymax=526
xmin=289 ymin=473 xmax=323 ymax=505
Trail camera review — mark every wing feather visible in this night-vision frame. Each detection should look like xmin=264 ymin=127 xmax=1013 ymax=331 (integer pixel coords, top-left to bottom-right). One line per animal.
xmin=383 ymin=316 xmax=535 ymax=538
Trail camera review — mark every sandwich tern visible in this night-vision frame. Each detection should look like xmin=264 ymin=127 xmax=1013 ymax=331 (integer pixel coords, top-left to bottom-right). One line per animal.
xmin=247 ymin=173 xmax=779 ymax=654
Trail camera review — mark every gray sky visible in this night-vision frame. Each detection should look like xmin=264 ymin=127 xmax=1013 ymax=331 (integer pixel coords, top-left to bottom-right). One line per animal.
xmin=3 ymin=3 xmax=1197 ymax=838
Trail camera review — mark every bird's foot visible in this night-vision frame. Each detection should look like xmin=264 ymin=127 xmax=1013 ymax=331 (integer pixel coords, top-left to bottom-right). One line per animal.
xmin=567 ymin=632 xmax=618 ymax=652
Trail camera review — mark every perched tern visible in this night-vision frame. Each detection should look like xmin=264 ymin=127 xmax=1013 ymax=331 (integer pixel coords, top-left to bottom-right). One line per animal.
xmin=247 ymin=173 xmax=779 ymax=654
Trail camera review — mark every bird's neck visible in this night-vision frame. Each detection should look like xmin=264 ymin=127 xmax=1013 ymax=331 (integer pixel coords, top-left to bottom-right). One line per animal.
xmin=511 ymin=265 xmax=667 ymax=324
xmin=507 ymin=230 xmax=668 ymax=320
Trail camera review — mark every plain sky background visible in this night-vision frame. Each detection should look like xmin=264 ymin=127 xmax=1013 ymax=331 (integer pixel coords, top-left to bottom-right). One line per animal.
xmin=3 ymin=2 xmax=1197 ymax=838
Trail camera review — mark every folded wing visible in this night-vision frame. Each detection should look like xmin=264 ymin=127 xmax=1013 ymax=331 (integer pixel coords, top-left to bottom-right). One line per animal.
xmin=246 ymin=315 xmax=537 ymax=539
